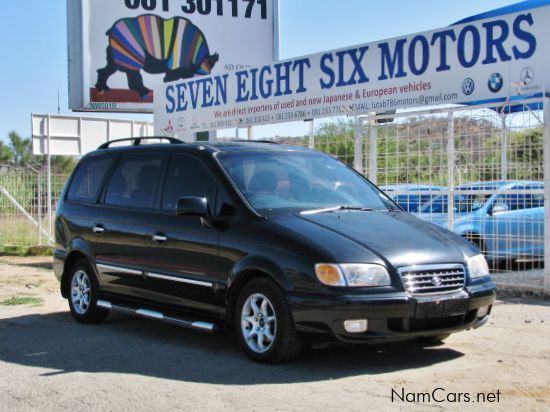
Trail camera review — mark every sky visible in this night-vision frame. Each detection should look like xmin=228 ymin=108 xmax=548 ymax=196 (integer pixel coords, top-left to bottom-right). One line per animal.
xmin=0 ymin=0 xmax=523 ymax=143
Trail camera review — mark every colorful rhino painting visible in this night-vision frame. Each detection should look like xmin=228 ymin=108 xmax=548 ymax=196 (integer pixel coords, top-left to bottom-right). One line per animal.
xmin=96 ymin=15 xmax=219 ymax=98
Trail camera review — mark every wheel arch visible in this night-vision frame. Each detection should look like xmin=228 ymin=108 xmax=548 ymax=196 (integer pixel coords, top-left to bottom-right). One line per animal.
xmin=60 ymin=239 xmax=97 ymax=298
xmin=225 ymin=256 xmax=292 ymax=332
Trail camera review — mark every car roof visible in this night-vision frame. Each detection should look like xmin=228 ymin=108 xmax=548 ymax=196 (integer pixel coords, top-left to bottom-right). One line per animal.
xmin=379 ymin=184 xmax=445 ymax=191
xmin=86 ymin=140 xmax=314 ymax=157
xmin=455 ymin=180 xmax=543 ymax=190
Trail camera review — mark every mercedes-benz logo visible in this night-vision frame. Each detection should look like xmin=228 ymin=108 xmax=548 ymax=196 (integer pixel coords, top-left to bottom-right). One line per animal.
xmin=462 ymin=78 xmax=475 ymax=96
xmin=520 ymin=67 xmax=535 ymax=86
xmin=431 ymin=276 xmax=443 ymax=287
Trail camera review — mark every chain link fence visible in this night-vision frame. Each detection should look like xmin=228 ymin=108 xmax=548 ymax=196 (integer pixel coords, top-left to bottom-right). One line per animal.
xmin=1 ymin=100 xmax=548 ymax=288
xmin=0 ymin=168 xmax=69 ymax=247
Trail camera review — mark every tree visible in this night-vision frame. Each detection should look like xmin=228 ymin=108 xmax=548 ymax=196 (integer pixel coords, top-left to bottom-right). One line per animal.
xmin=8 ymin=131 xmax=33 ymax=167
xmin=314 ymin=119 xmax=356 ymax=167
xmin=1 ymin=131 xmax=77 ymax=174
xmin=0 ymin=141 xmax=13 ymax=163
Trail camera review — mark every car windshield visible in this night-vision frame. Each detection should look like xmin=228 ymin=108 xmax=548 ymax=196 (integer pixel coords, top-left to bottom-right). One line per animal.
xmin=217 ymin=150 xmax=393 ymax=213
xmin=419 ymin=192 xmax=492 ymax=213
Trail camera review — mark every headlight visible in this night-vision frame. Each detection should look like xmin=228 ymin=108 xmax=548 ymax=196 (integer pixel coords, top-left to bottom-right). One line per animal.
xmin=468 ymin=254 xmax=490 ymax=278
xmin=315 ymin=263 xmax=391 ymax=287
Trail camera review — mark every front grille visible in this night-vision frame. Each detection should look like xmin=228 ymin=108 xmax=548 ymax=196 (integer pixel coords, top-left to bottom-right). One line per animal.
xmin=398 ymin=264 xmax=466 ymax=294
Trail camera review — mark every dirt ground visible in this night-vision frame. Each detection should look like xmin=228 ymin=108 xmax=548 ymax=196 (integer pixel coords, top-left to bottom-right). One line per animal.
xmin=0 ymin=256 xmax=549 ymax=411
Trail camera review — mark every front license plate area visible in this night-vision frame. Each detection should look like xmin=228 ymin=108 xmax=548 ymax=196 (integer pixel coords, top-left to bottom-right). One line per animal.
xmin=415 ymin=298 xmax=469 ymax=318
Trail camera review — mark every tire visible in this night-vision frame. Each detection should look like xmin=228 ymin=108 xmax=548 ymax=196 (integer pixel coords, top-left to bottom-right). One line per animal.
xmin=235 ymin=278 xmax=302 ymax=363
xmin=67 ymin=258 xmax=109 ymax=324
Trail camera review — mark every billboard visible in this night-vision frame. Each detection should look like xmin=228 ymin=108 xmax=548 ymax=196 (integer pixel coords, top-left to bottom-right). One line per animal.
xmin=68 ymin=0 xmax=279 ymax=113
xmin=154 ymin=3 xmax=550 ymax=134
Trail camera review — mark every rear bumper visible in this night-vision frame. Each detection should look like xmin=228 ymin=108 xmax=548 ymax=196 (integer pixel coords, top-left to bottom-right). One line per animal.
xmin=288 ymin=281 xmax=495 ymax=343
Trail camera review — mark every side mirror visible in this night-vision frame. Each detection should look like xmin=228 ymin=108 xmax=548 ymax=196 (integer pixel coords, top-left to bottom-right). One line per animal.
xmin=492 ymin=203 xmax=509 ymax=215
xmin=176 ymin=197 xmax=209 ymax=218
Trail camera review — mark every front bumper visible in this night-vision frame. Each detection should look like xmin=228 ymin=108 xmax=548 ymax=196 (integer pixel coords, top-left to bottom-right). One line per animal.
xmin=288 ymin=281 xmax=495 ymax=343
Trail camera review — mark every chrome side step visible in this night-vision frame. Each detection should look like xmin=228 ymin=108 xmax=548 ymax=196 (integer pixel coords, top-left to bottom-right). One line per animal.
xmin=97 ymin=300 xmax=217 ymax=333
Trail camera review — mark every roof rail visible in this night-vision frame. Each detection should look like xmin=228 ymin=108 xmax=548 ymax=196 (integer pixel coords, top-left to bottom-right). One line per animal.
xmin=230 ymin=139 xmax=280 ymax=144
xmin=97 ymin=137 xmax=184 ymax=149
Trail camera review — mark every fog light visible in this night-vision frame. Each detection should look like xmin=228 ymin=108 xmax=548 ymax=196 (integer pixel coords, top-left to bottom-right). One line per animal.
xmin=477 ymin=305 xmax=491 ymax=318
xmin=344 ymin=319 xmax=368 ymax=333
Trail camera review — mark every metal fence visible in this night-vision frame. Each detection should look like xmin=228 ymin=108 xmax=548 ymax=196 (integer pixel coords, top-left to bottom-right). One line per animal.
xmin=1 ymin=99 xmax=548 ymax=290
xmin=362 ymin=100 xmax=546 ymax=276
xmin=0 ymin=169 xmax=69 ymax=247
xmin=246 ymin=99 xmax=548 ymax=284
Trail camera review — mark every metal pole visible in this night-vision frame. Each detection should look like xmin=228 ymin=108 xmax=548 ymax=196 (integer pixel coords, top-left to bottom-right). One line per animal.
xmin=46 ymin=115 xmax=52 ymax=245
xmin=447 ymin=111 xmax=455 ymax=231
xmin=236 ymin=128 xmax=239 ymax=139
xmin=353 ymin=116 xmax=363 ymax=173
xmin=501 ymin=115 xmax=508 ymax=181
xmin=543 ymin=99 xmax=550 ymax=294
xmin=368 ymin=114 xmax=378 ymax=183
xmin=37 ymin=171 xmax=42 ymax=245
xmin=308 ymin=120 xmax=315 ymax=149
xmin=247 ymin=126 xmax=254 ymax=141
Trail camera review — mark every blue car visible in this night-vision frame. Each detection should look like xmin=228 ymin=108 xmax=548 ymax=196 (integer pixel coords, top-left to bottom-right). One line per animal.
xmin=416 ymin=181 xmax=545 ymax=264
xmin=380 ymin=184 xmax=446 ymax=213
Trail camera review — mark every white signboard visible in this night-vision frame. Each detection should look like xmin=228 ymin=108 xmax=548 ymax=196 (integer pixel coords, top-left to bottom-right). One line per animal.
xmin=68 ymin=0 xmax=279 ymax=113
xmin=32 ymin=114 xmax=154 ymax=156
xmin=155 ymin=4 xmax=550 ymax=134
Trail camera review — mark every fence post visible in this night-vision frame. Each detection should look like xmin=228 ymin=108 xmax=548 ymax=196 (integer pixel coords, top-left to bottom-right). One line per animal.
xmin=47 ymin=115 xmax=53 ymax=245
xmin=447 ymin=111 xmax=455 ymax=230
xmin=543 ymin=99 xmax=550 ymax=294
xmin=501 ymin=114 xmax=508 ymax=180
xmin=368 ymin=114 xmax=378 ymax=184
xmin=37 ymin=170 xmax=42 ymax=245
xmin=308 ymin=120 xmax=315 ymax=149
xmin=353 ymin=116 xmax=363 ymax=173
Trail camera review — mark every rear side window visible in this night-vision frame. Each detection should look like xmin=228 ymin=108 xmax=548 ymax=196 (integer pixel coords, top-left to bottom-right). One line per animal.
xmin=105 ymin=153 xmax=164 ymax=209
xmin=67 ymin=156 xmax=113 ymax=203
xmin=161 ymin=154 xmax=216 ymax=211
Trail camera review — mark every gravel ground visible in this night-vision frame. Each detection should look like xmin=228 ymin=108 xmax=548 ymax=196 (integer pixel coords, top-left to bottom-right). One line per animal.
xmin=1 ymin=256 xmax=549 ymax=411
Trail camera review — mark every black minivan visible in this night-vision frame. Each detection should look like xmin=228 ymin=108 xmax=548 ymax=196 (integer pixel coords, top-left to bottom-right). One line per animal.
xmin=54 ymin=138 xmax=495 ymax=363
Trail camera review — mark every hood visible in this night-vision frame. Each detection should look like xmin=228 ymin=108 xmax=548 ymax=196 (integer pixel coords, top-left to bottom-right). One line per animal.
xmin=272 ymin=211 xmax=472 ymax=269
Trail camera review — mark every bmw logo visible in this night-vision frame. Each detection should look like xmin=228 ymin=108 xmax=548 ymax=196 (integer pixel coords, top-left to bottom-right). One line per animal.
xmin=462 ymin=78 xmax=475 ymax=95
xmin=431 ymin=276 xmax=443 ymax=287
xmin=488 ymin=73 xmax=504 ymax=93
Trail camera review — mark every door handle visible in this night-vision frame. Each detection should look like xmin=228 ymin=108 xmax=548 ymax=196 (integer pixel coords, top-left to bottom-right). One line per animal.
xmin=152 ymin=234 xmax=167 ymax=243
xmin=92 ymin=225 xmax=105 ymax=234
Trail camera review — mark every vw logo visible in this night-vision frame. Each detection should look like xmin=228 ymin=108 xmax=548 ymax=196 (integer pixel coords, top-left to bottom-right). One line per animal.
xmin=520 ymin=67 xmax=535 ymax=85
xmin=462 ymin=78 xmax=475 ymax=95
xmin=488 ymin=73 xmax=504 ymax=93
xmin=431 ymin=276 xmax=443 ymax=287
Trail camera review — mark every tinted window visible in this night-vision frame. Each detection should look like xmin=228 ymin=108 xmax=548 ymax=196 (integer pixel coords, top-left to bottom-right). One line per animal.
xmin=105 ymin=153 xmax=164 ymax=209
xmin=161 ymin=154 xmax=216 ymax=211
xmin=67 ymin=155 xmax=113 ymax=203
xmin=218 ymin=151 xmax=390 ymax=212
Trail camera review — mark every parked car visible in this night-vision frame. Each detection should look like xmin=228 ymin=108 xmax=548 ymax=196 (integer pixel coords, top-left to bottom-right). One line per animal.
xmin=379 ymin=184 xmax=446 ymax=212
xmin=53 ymin=138 xmax=495 ymax=363
xmin=416 ymin=181 xmax=545 ymax=264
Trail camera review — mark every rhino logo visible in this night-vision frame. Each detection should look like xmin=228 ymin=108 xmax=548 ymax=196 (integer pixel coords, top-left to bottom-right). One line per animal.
xmin=95 ymin=15 xmax=219 ymax=99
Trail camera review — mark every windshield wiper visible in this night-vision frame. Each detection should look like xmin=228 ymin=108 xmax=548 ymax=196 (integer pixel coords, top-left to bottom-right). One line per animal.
xmin=300 ymin=206 xmax=376 ymax=215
